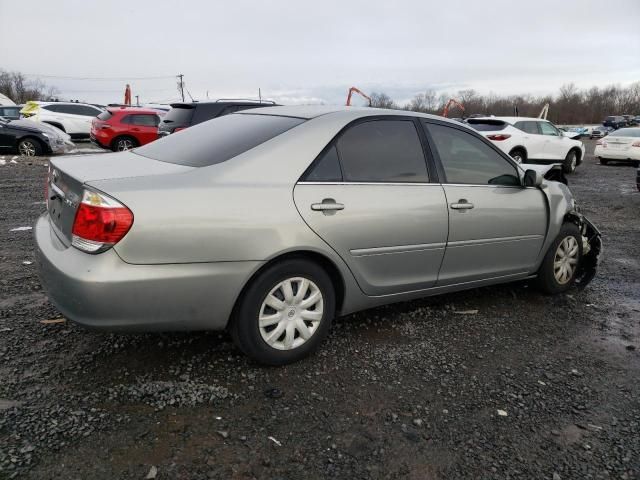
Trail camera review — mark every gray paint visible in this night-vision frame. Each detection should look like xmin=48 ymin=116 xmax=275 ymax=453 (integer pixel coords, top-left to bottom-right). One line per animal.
xmin=37 ymin=106 xmax=594 ymax=332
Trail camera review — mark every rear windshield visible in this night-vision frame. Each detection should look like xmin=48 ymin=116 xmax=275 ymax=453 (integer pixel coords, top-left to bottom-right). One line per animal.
xmin=97 ymin=111 xmax=113 ymax=121
xmin=134 ymin=113 xmax=305 ymax=167
xmin=466 ymin=119 xmax=507 ymax=131
xmin=161 ymin=105 xmax=195 ymax=125
xmin=608 ymin=128 xmax=640 ymax=138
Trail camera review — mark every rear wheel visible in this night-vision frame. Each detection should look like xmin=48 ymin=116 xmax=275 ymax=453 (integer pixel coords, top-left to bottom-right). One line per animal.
xmin=509 ymin=148 xmax=526 ymax=164
xmin=230 ymin=259 xmax=335 ymax=365
xmin=563 ymin=150 xmax=577 ymax=173
xmin=17 ymin=138 xmax=43 ymax=157
xmin=111 ymin=136 xmax=137 ymax=152
xmin=599 ymin=158 xmax=609 ymax=165
xmin=536 ymin=223 xmax=582 ymax=294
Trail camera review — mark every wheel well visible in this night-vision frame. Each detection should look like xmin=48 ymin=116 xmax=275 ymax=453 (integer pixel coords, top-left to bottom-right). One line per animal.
xmin=509 ymin=146 xmax=527 ymax=157
xmin=569 ymin=147 xmax=582 ymax=164
xmin=18 ymin=136 xmax=44 ymax=148
xmin=230 ymin=250 xmax=346 ymax=326
xmin=43 ymin=121 xmax=65 ymax=132
xmin=111 ymin=135 xmax=138 ymax=147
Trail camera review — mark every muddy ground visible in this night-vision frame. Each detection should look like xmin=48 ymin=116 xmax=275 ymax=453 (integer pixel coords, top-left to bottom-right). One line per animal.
xmin=0 ymin=140 xmax=638 ymax=480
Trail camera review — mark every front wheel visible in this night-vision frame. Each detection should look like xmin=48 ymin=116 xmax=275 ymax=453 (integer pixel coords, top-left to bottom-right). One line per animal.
xmin=230 ymin=259 xmax=336 ymax=365
xmin=563 ymin=150 xmax=577 ymax=173
xmin=536 ymin=223 xmax=583 ymax=294
xmin=18 ymin=138 xmax=43 ymax=157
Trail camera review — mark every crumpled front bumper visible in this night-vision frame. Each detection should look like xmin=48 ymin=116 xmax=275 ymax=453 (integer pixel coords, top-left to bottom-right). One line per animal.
xmin=573 ymin=214 xmax=602 ymax=289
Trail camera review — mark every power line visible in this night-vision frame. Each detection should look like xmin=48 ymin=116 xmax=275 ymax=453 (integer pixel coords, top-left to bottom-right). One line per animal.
xmin=23 ymin=73 xmax=176 ymax=81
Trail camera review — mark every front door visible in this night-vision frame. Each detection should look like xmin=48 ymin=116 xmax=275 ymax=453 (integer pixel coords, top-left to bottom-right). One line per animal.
xmin=538 ymin=121 xmax=567 ymax=159
xmin=294 ymin=118 xmax=449 ymax=296
xmin=424 ymin=121 xmax=548 ymax=286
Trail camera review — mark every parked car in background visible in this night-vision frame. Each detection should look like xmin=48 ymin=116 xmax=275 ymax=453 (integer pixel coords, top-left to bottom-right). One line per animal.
xmin=0 ymin=105 xmax=21 ymax=120
xmin=466 ymin=117 xmax=585 ymax=173
xmin=35 ymin=106 xmax=601 ymax=365
xmin=91 ymin=107 xmax=163 ymax=151
xmin=157 ymin=99 xmax=278 ymax=137
xmin=21 ymin=101 xmax=104 ymax=139
xmin=567 ymin=126 xmax=589 ymax=138
xmin=590 ymin=126 xmax=611 ymax=139
xmin=602 ymin=116 xmax=627 ymax=130
xmin=622 ymin=115 xmax=636 ymax=126
xmin=594 ymin=127 xmax=640 ymax=167
xmin=0 ymin=117 xmax=73 ymax=156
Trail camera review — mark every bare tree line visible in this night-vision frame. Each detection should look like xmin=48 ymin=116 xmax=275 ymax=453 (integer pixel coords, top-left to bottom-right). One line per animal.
xmin=0 ymin=70 xmax=58 ymax=104
xmin=370 ymin=82 xmax=640 ymax=125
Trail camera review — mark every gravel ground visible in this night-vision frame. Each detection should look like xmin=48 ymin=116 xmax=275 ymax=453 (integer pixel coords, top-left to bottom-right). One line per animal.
xmin=0 ymin=140 xmax=638 ymax=480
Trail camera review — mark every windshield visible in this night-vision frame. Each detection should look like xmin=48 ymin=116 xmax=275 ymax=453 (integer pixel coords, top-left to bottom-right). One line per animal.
xmin=135 ymin=113 xmax=305 ymax=167
xmin=608 ymin=128 xmax=640 ymax=138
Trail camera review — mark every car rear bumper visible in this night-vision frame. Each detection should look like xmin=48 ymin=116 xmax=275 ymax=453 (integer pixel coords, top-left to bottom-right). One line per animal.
xmin=594 ymin=148 xmax=640 ymax=161
xmin=35 ymin=213 xmax=262 ymax=332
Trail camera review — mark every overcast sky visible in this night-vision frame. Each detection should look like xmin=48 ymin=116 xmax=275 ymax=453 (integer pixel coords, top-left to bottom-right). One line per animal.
xmin=1 ymin=0 xmax=639 ymax=106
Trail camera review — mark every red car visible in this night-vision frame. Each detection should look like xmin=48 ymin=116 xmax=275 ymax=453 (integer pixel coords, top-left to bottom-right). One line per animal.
xmin=91 ymin=107 xmax=162 ymax=151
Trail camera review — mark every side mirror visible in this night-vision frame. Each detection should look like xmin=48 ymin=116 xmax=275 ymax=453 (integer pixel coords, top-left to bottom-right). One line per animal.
xmin=523 ymin=169 xmax=543 ymax=187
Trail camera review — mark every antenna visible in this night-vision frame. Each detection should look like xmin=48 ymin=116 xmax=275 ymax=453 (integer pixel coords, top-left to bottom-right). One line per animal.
xmin=259 ymin=88 xmax=262 ymax=103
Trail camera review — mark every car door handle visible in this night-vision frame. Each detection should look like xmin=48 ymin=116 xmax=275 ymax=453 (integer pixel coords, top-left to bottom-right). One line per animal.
xmin=450 ymin=199 xmax=474 ymax=210
xmin=311 ymin=199 xmax=344 ymax=213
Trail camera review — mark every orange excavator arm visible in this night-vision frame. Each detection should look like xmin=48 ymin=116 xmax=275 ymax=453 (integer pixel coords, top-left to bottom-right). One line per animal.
xmin=346 ymin=86 xmax=372 ymax=107
xmin=441 ymin=98 xmax=465 ymax=118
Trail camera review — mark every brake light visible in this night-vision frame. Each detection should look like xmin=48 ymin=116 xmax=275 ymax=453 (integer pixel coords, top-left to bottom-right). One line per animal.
xmin=487 ymin=134 xmax=511 ymax=141
xmin=174 ymin=127 xmax=186 ymax=133
xmin=71 ymin=189 xmax=133 ymax=253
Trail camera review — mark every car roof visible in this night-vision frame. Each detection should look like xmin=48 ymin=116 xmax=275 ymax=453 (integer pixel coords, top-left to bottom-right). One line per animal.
xmin=470 ymin=116 xmax=548 ymax=124
xmin=169 ymin=100 xmax=279 ymax=108
xmin=236 ymin=105 xmax=465 ymax=124
xmin=107 ymin=107 xmax=161 ymax=115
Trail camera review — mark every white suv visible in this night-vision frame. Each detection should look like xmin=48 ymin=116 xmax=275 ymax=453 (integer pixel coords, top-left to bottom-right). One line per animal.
xmin=21 ymin=101 xmax=104 ymax=139
xmin=467 ymin=117 xmax=586 ymax=173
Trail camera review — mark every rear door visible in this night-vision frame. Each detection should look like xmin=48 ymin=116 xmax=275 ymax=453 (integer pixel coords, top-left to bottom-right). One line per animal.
xmin=537 ymin=121 xmax=566 ymax=159
xmin=512 ymin=120 xmax=546 ymax=158
xmin=128 ymin=114 xmax=160 ymax=145
xmin=294 ymin=117 xmax=449 ymax=296
xmin=424 ymin=121 xmax=547 ymax=285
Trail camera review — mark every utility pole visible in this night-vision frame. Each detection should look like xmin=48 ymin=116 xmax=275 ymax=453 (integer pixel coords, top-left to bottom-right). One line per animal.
xmin=177 ymin=74 xmax=185 ymax=102
xmin=135 ymin=95 xmax=139 ymax=107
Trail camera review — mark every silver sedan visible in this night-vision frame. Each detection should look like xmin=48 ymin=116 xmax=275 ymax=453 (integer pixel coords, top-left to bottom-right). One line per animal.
xmin=35 ymin=106 xmax=602 ymax=364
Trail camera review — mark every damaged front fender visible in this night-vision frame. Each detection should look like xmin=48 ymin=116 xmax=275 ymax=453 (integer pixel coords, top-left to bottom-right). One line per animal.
xmin=566 ymin=211 xmax=602 ymax=289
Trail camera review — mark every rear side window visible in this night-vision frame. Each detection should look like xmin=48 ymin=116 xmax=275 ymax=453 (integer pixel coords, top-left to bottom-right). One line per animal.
xmin=97 ymin=111 xmax=113 ymax=121
xmin=336 ymin=120 xmax=429 ymax=183
xmin=514 ymin=121 xmax=540 ymax=134
xmin=162 ymin=105 xmax=195 ymax=125
xmin=426 ymin=123 xmax=520 ymax=186
xmin=303 ymin=146 xmax=342 ymax=182
xmin=135 ymin=113 xmax=304 ymax=167
xmin=192 ymin=104 xmax=223 ymax=124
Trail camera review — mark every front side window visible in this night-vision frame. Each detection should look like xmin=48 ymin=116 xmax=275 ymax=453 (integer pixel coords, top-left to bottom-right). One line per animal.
xmin=336 ymin=120 xmax=428 ymax=183
xmin=426 ymin=123 xmax=520 ymax=186
xmin=129 ymin=114 xmax=159 ymax=127
xmin=539 ymin=121 xmax=559 ymax=136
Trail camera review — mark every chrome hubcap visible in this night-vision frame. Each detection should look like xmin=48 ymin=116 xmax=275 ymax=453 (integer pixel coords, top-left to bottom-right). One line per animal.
xmin=554 ymin=236 xmax=579 ymax=284
xmin=117 ymin=139 xmax=133 ymax=151
xmin=259 ymin=277 xmax=323 ymax=350
xmin=19 ymin=141 xmax=36 ymax=156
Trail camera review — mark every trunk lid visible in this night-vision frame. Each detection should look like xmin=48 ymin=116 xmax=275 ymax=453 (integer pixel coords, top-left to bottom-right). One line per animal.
xmin=47 ymin=151 xmax=193 ymax=246
xmin=604 ymin=136 xmax=634 ymax=151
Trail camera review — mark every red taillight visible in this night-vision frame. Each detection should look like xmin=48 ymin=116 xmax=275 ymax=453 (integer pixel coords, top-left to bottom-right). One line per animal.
xmin=174 ymin=127 xmax=186 ymax=132
xmin=487 ymin=134 xmax=511 ymax=141
xmin=71 ymin=189 xmax=133 ymax=253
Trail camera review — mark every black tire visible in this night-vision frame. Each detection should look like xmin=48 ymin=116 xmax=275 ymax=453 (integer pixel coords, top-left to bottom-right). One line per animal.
xmin=509 ymin=148 xmax=527 ymax=164
xmin=632 ymin=160 xmax=640 ymax=168
xmin=111 ymin=136 xmax=138 ymax=152
xmin=229 ymin=258 xmax=336 ymax=365
xmin=599 ymin=158 xmax=609 ymax=165
xmin=17 ymin=137 xmax=44 ymax=157
xmin=562 ymin=150 xmax=578 ymax=173
xmin=536 ymin=223 xmax=583 ymax=295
